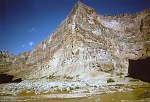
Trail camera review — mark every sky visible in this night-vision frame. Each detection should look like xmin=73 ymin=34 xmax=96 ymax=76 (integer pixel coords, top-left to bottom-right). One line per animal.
xmin=0 ymin=0 xmax=150 ymax=55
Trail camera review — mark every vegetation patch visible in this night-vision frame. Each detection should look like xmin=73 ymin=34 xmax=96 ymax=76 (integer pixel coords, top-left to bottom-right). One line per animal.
xmin=48 ymin=75 xmax=55 ymax=79
xmin=129 ymin=78 xmax=140 ymax=82
xmin=18 ymin=90 xmax=35 ymax=96
xmin=107 ymin=78 xmax=115 ymax=83
xmin=63 ymin=75 xmax=73 ymax=79
xmin=75 ymin=86 xmax=80 ymax=89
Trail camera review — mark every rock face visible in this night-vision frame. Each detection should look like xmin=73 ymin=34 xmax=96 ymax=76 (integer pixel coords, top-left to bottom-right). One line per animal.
xmin=0 ymin=50 xmax=14 ymax=59
xmin=129 ymin=57 xmax=150 ymax=82
xmin=0 ymin=2 xmax=150 ymax=81
xmin=0 ymin=51 xmax=14 ymax=73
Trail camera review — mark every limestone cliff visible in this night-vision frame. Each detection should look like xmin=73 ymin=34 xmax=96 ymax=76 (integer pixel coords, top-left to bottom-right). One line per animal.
xmin=1 ymin=2 xmax=150 ymax=80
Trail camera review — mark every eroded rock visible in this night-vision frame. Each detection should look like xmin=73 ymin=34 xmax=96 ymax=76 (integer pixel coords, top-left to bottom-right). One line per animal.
xmin=0 ymin=2 xmax=150 ymax=81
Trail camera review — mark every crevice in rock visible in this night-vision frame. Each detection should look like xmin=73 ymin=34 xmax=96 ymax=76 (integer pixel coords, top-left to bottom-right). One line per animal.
xmin=0 ymin=74 xmax=22 ymax=84
xmin=128 ymin=57 xmax=150 ymax=83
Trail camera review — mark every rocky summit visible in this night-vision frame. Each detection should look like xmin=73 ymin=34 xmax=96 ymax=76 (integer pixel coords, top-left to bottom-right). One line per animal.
xmin=0 ymin=1 xmax=150 ymax=82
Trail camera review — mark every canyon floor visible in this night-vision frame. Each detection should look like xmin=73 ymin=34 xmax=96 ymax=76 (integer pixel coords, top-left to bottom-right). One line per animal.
xmin=0 ymin=77 xmax=150 ymax=102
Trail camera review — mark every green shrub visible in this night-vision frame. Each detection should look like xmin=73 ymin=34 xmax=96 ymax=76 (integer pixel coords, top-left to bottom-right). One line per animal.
xmin=48 ymin=75 xmax=55 ymax=79
xmin=115 ymin=84 xmax=124 ymax=86
xmin=69 ymin=87 xmax=74 ymax=90
xmin=63 ymin=75 xmax=73 ymax=79
xmin=129 ymin=79 xmax=140 ymax=82
xmin=107 ymin=78 xmax=115 ymax=83
xmin=75 ymin=86 xmax=80 ymax=89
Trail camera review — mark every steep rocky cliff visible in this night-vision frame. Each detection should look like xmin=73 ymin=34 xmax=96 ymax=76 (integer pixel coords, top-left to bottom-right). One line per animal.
xmin=1 ymin=2 xmax=150 ymax=81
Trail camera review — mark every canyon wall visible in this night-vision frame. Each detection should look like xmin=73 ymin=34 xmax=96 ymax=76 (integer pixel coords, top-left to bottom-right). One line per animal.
xmin=0 ymin=2 xmax=150 ymax=81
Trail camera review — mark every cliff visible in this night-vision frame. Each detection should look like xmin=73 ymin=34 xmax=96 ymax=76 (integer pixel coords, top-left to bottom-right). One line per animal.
xmin=1 ymin=2 xmax=150 ymax=81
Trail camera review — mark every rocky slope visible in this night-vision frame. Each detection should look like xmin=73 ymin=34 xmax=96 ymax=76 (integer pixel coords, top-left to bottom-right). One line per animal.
xmin=0 ymin=2 xmax=150 ymax=81
xmin=0 ymin=51 xmax=14 ymax=73
xmin=0 ymin=50 xmax=14 ymax=58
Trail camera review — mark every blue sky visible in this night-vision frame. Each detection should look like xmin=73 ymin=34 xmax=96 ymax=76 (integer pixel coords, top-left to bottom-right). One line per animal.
xmin=0 ymin=0 xmax=150 ymax=55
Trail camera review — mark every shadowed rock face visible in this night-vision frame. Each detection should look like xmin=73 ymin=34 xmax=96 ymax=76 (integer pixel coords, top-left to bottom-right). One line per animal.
xmin=129 ymin=57 xmax=150 ymax=82
xmin=0 ymin=2 xmax=150 ymax=81
xmin=0 ymin=74 xmax=22 ymax=84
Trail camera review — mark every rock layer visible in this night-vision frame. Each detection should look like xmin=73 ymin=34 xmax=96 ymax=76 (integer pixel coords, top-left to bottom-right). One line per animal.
xmin=0 ymin=2 xmax=150 ymax=81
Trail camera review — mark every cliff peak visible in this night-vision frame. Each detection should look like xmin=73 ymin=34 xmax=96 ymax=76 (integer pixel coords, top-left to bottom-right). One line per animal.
xmin=68 ymin=1 xmax=95 ymax=17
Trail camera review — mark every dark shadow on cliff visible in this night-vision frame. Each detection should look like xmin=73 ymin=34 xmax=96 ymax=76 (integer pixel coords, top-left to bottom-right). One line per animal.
xmin=0 ymin=74 xmax=22 ymax=84
xmin=128 ymin=57 xmax=150 ymax=83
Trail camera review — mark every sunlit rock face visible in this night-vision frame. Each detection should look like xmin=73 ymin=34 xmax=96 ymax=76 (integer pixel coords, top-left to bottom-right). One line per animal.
xmin=0 ymin=2 xmax=150 ymax=80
